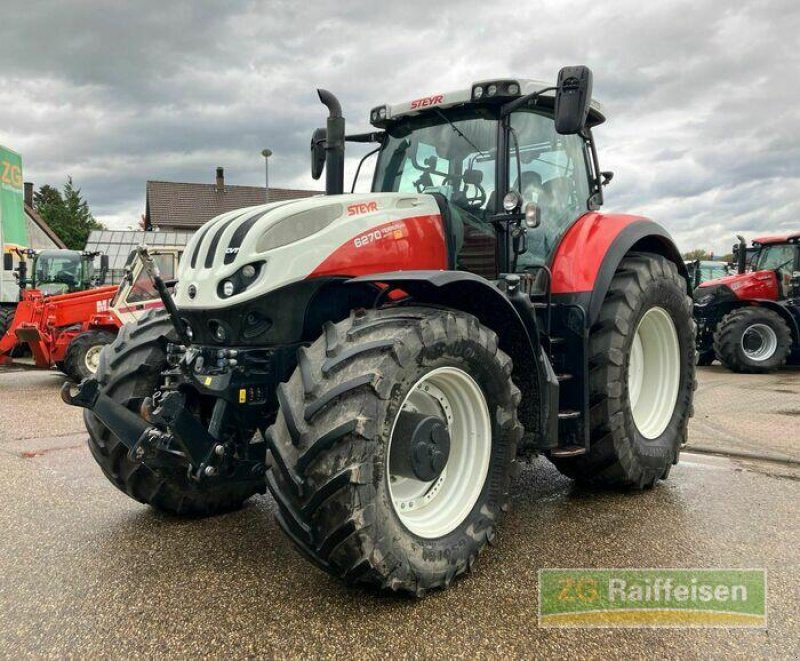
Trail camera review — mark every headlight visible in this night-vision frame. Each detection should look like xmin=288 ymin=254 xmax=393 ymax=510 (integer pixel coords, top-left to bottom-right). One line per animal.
xmin=503 ymin=191 xmax=522 ymax=212
xmin=216 ymin=261 xmax=265 ymax=299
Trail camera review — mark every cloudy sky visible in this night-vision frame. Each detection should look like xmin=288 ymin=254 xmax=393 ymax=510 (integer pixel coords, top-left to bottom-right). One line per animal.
xmin=1 ymin=0 xmax=798 ymax=255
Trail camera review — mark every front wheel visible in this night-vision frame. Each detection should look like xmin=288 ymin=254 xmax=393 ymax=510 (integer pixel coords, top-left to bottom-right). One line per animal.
xmin=266 ymin=307 xmax=522 ymax=595
xmin=62 ymin=330 xmax=115 ymax=382
xmin=553 ymin=252 xmax=696 ymax=488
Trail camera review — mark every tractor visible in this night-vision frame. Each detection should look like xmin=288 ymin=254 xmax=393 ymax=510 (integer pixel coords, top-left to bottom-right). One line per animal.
xmin=1 ymin=247 xmax=180 ymax=381
xmin=694 ymin=233 xmax=800 ymax=371
xmin=0 ymin=247 xmax=107 ymax=340
xmin=63 ymin=67 xmax=695 ymax=596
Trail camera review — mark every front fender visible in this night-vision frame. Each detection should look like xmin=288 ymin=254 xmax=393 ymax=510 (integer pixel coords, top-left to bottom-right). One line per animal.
xmin=348 ymin=270 xmax=558 ymax=447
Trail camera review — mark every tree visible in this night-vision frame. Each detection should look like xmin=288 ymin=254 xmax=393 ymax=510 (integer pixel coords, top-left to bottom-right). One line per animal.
xmin=33 ymin=178 xmax=104 ymax=249
xmin=682 ymin=249 xmax=713 ymax=261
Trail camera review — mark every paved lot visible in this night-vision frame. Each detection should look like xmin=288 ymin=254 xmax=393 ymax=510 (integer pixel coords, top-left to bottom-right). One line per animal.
xmin=688 ymin=364 xmax=800 ymax=462
xmin=0 ymin=366 xmax=798 ymax=659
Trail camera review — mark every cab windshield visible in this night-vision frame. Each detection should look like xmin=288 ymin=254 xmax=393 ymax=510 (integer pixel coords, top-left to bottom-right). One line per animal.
xmin=752 ymin=244 xmax=796 ymax=273
xmin=373 ymin=108 xmax=498 ymax=214
xmin=373 ymin=109 xmax=500 ymax=277
xmin=372 ymin=107 xmax=592 ymax=278
xmin=34 ymin=251 xmax=89 ymax=293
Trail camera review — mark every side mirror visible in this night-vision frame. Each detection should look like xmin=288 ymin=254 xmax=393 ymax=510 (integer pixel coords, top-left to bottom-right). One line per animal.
xmin=554 ymin=66 xmax=593 ymax=135
xmin=99 ymin=254 xmax=109 ymax=284
xmin=310 ymin=127 xmax=327 ymax=180
xmin=2 ymin=253 xmax=12 ymax=271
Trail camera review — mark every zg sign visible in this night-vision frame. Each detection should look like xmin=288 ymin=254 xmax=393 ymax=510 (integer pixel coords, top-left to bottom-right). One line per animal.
xmin=0 ymin=145 xmax=28 ymax=246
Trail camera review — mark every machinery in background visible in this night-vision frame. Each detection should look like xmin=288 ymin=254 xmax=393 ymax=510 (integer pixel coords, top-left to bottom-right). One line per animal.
xmin=694 ymin=233 xmax=800 ymax=371
xmin=0 ymin=247 xmax=179 ymax=381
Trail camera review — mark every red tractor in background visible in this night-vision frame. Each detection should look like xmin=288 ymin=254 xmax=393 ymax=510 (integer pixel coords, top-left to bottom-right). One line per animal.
xmin=1 ymin=248 xmax=178 ymax=381
xmin=694 ymin=232 xmax=800 ymax=372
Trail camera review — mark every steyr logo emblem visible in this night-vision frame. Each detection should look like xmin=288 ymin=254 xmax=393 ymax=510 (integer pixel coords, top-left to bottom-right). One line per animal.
xmin=347 ymin=202 xmax=378 ymax=216
xmin=410 ymin=95 xmax=444 ymax=110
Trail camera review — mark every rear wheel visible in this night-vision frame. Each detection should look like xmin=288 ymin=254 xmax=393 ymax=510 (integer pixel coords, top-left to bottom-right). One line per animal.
xmin=553 ymin=252 xmax=695 ymax=488
xmin=266 ymin=307 xmax=522 ymax=595
xmin=713 ymin=307 xmax=791 ymax=373
xmin=85 ymin=310 xmax=262 ymax=515
xmin=62 ymin=330 xmax=115 ymax=381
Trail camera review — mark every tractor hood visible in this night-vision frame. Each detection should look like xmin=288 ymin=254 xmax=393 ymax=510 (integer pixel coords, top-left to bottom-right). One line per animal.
xmin=175 ymin=192 xmax=446 ymax=310
xmin=695 ymin=270 xmax=778 ymax=302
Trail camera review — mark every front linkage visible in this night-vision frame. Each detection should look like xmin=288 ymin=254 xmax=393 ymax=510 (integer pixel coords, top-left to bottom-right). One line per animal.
xmin=62 ymin=247 xmax=271 ymax=487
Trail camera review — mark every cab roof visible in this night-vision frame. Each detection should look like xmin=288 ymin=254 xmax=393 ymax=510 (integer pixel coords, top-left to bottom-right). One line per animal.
xmin=372 ymin=78 xmax=606 ymax=128
xmin=752 ymin=232 xmax=800 ymax=245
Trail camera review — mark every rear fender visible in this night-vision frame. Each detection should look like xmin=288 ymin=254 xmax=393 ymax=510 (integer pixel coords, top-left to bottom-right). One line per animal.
xmin=551 ymin=213 xmax=688 ymax=326
xmin=348 ymin=270 xmax=558 ymax=445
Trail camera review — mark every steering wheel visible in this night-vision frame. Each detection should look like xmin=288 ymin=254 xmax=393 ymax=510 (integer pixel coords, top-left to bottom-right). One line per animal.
xmin=56 ymin=270 xmax=76 ymax=285
xmin=464 ymin=181 xmax=486 ymax=208
xmin=414 ymin=155 xmax=443 ymax=193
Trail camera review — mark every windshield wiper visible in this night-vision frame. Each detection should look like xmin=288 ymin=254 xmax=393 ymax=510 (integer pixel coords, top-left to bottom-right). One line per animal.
xmin=433 ymin=109 xmax=487 ymax=157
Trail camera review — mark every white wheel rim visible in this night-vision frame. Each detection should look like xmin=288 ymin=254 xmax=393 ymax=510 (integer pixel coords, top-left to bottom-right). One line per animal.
xmin=84 ymin=344 xmax=104 ymax=373
xmin=387 ymin=366 xmax=491 ymax=539
xmin=741 ymin=323 xmax=777 ymax=361
xmin=627 ymin=307 xmax=681 ymax=440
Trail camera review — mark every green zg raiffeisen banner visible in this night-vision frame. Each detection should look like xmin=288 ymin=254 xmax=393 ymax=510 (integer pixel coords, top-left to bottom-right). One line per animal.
xmin=0 ymin=144 xmax=29 ymax=246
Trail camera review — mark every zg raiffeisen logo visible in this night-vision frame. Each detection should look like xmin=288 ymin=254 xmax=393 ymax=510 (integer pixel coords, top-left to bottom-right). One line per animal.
xmin=538 ymin=568 xmax=767 ymax=627
xmin=0 ymin=156 xmax=23 ymax=191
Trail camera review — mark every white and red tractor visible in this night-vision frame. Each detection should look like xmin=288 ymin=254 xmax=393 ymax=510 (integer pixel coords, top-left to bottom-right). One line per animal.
xmin=63 ymin=67 xmax=695 ymax=596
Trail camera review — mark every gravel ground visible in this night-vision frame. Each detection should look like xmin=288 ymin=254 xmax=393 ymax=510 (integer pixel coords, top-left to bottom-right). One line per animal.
xmin=0 ymin=366 xmax=798 ymax=659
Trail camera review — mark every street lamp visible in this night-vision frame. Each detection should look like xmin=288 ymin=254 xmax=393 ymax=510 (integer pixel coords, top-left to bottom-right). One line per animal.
xmin=261 ymin=148 xmax=273 ymax=203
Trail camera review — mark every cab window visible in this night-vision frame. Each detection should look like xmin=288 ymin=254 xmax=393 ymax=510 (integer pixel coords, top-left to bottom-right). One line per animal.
xmin=508 ymin=111 xmax=591 ymax=269
xmin=126 ymin=254 xmax=175 ymax=304
xmin=756 ymin=245 xmax=796 ymax=272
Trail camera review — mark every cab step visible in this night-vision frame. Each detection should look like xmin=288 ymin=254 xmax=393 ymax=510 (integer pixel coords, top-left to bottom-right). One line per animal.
xmin=558 ymin=410 xmax=581 ymax=421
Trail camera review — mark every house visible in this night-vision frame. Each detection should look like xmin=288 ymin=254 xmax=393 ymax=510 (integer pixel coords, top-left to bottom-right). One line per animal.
xmin=144 ymin=167 xmax=321 ymax=232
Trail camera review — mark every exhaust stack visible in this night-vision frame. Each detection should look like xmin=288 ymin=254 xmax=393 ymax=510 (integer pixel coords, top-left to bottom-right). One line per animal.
xmin=317 ymin=89 xmax=345 ymax=195
xmin=735 ymin=234 xmax=747 ymax=274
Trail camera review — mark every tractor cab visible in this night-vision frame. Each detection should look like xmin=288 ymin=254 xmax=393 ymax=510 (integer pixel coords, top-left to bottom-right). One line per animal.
xmin=6 ymin=248 xmax=109 ymax=296
xmin=748 ymin=236 xmax=800 ymax=298
xmin=316 ymin=70 xmax=610 ymax=281
xmin=696 ymin=233 xmax=800 ymax=302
